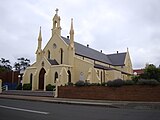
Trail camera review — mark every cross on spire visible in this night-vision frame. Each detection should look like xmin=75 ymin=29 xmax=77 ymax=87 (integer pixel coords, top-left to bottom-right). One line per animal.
xmin=55 ymin=8 xmax=59 ymax=15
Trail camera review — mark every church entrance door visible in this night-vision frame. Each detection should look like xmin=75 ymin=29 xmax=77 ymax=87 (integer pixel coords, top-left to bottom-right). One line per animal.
xmin=39 ymin=68 xmax=46 ymax=90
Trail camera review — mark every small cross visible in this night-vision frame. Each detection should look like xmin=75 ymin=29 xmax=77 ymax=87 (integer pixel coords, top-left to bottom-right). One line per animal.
xmin=55 ymin=8 xmax=58 ymax=14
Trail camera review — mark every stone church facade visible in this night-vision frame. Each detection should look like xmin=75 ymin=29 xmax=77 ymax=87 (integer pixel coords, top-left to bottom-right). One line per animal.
xmin=22 ymin=9 xmax=133 ymax=91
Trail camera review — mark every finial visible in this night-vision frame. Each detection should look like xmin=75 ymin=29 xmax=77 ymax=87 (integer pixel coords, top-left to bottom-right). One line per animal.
xmin=69 ymin=18 xmax=74 ymax=47
xmin=38 ymin=26 xmax=42 ymax=40
xmin=127 ymin=47 xmax=129 ymax=52
xmin=70 ymin=18 xmax=74 ymax=31
xmin=55 ymin=8 xmax=59 ymax=15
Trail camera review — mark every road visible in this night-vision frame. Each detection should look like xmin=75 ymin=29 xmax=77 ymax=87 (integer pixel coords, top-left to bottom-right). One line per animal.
xmin=0 ymin=98 xmax=160 ymax=120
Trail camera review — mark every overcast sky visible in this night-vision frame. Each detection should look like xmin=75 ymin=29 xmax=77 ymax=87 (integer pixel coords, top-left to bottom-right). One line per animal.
xmin=0 ymin=0 xmax=160 ymax=69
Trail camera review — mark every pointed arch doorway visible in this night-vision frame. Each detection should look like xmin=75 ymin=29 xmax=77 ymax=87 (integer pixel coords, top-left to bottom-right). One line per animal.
xmin=67 ymin=70 xmax=71 ymax=83
xmin=39 ymin=68 xmax=46 ymax=90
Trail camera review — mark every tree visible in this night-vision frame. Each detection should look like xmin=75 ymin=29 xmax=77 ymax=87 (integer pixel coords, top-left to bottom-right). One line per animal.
xmin=0 ymin=58 xmax=12 ymax=72
xmin=14 ymin=57 xmax=30 ymax=71
xmin=140 ymin=64 xmax=160 ymax=81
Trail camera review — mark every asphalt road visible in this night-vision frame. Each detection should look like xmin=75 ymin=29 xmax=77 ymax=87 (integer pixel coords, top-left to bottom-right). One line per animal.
xmin=0 ymin=98 xmax=160 ymax=120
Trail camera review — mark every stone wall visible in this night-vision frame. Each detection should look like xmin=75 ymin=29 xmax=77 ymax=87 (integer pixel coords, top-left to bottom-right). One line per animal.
xmin=58 ymin=86 xmax=160 ymax=102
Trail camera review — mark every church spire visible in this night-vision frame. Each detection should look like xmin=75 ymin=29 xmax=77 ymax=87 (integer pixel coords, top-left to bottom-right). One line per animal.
xmin=36 ymin=26 xmax=43 ymax=62
xmin=38 ymin=26 xmax=42 ymax=40
xmin=36 ymin=26 xmax=42 ymax=55
xmin=36 ymin=26 xmax=42 ymax=61
xmin=52 ymin=8 xmax=61 ymax=36
xmin=38 ymin=26 xmax=42 ymax=50
xmin=127 ymin=47 xmax=129 ymax=53
xmin=68 ymin=18 xmax=75 ymax=66
xmin=69 ymin=18 xmax=74 ymax=48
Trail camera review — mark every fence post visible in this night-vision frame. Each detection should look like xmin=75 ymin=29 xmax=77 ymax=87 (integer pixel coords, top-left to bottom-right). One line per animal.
xmin=54 ymin=78 xmax=59 ymax=98
xmin=0 ymin=79 xmax=2 ymax=93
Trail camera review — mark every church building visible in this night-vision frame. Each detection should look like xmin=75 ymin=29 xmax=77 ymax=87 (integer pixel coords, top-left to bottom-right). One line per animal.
xmin=22 ymin=9 xmax=133 ymax=90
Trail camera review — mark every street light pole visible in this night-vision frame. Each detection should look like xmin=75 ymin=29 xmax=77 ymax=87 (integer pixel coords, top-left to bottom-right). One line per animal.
xmin=18 ymin=75 xmax=21 ymax=85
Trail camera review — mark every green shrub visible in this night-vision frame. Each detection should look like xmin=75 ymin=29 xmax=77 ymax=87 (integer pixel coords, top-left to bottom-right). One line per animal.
xmin=131 ymin=76 xmax=139 ymax=83
xmin=67 ymin=82 xmax=74 ymax=86
xmin=101 ymin=82 xmax=107 ymax=86
xmin=16 ymin=83 xmax=22 ymax=90
xmin=89 ymin=83 xmax=101 ymax=86
xmin=106 ymin=81 xmax=113 ymax=87
xmin=107 ymin=79 xmax=124 ymax=87
xmin=84 ymin=82 xmax=91 ymax=86
xmin=137 ymin=79 xmax=160 ymax=86
xmin=75 ymin=80 xmax=85 ymax=86
xmin=23 ymin=83 xmax=32 ymax=90
xmin=46 ymin=84 xmax=55 ymax=91
xmin=124 ymin=80 xmax=135 ymax=85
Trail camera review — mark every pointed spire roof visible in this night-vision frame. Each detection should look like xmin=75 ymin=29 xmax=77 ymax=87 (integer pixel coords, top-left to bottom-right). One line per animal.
xmin=70 ymin=18 xmax=74 ymax=34
xmin=38 ymin=26 xmax=42 ymax=41
xmin=69 ymin=18 xmax=74 ymax=48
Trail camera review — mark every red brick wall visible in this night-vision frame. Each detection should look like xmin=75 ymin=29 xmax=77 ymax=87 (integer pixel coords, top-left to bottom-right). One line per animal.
xmin=58 ymin=86 xmax=160 ymax=102
xmin=0 ymin=71 xmax=19 ymax=83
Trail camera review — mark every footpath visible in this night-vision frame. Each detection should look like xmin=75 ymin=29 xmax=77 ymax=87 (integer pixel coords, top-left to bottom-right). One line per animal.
xmin=0 ymin=91 xmax=160 ymax=110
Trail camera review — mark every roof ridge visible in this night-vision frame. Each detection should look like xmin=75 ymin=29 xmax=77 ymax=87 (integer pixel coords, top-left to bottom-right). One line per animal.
xmin=106 ymin=52 xmax=127 ymax=56
xmin=61 ymin=36 xmax=107 ymax=56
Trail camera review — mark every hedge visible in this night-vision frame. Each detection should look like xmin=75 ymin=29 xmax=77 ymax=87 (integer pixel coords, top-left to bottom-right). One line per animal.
xmin=23 ymin=83 xmax=32 ymax=90
xmin=137 ymin=79 xmax=160 ymax=86
xmin=46 ymin=84 xmax=55 ymax=91
xmin=106 ymin=79 xmax=124 ymax=87
xmin=75 ymin=80 xmax=85 ymax=86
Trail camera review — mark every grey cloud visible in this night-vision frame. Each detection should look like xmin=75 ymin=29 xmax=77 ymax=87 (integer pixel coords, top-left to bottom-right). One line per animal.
xmin=0 ymin=0 xmax=160 ymax=69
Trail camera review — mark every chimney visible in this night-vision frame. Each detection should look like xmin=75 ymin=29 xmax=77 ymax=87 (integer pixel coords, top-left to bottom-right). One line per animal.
xmin=87 ymin=44 xmax=89 ymax=48
xmin=117 ymin=51 xmax=118 ymax=54
xmin=67 ymin=36 xmax=69 ymax=39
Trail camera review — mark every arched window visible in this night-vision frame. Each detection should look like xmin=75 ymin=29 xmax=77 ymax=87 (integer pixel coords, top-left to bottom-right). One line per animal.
xmin=30 ymin=73 xmax=33 ymax=86
xmin=48 ymin=50 xmax=50 ymax=59
xmin=55 ymin=21 xmax=57 ymax=27
xmin=67 ymin=70 xmax=71 ymax=83
xmin=101 ymin=71 xmax=103 ymax=84
xmin=54 ymin=72 xmax=58 ymax=83
xmin=60 ymin=48 xmax=63 ymax=64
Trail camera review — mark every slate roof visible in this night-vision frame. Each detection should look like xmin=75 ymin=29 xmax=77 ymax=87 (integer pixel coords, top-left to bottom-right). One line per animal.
xmin=48 ymin=59 xmax=59 ymax=65
xmin=94 ymin=64 xmax=115 ymax=70
xmin=61 ymin=36 xmax=126 ymax=66
xmin=107 ymin=53 xmax=126 ymax=66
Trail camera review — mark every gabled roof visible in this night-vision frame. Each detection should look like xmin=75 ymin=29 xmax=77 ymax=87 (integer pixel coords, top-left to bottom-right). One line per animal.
xmin=61 ymin=36 xmax=126 ymax=66
xmin=62 ymin=36 xmax=112 ymax=65
xmin=107 ymin=53 xmax=126 ymax=66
